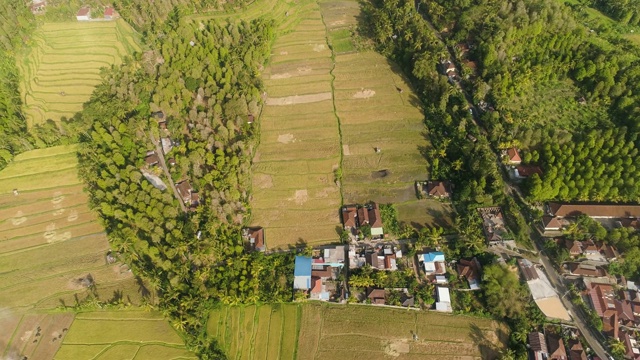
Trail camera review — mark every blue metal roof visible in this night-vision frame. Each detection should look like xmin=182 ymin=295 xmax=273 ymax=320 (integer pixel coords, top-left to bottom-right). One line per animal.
xmin=294 ymin=256 xmax=312 ymax=277
xmin=423 ymin=251 xmax=445 ymax=263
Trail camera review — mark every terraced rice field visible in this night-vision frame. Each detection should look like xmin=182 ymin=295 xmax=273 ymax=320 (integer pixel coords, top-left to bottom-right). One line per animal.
xmin=250 ymin=1 xmax=343 ymax=248
xmin=53 ymin=310 xmax=195 ymax=360
xmin=207 ymin=304 xmax=301 ymax=360
xmin=0 ymin=146 xmax=145 ymax=312
xmin=19 ymin=20 xmax=140 ymax=126
xmin=207 ymin=303 xmax=507 ymax=360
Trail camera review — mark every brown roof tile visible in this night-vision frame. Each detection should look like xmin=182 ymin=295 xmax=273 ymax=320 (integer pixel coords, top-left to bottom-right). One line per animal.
xmin=549 ymin=203 xmax=640 ymax=218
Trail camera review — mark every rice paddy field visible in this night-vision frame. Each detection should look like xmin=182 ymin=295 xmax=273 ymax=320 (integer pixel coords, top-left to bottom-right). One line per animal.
xmin=250 ymin=0 xmax=453 ymax=248
xmin=19 ymin=20 xmax=141 ymax=127
xmin=0 ymin=145 xmax=146 ymax=313
xmin=250 ymin=0 xmax=343 ymax=248
xmin=0 ymin=310 xmax=195 ymax=360
xmin=207 ymin=303 xmax=507 ymax=360
xmin=207 ymin=304 xmax=301 ymax=360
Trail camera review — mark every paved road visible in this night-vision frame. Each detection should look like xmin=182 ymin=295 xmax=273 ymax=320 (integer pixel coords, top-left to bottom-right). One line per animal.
xmin=416 ymin=8 xmax=611 ymax=359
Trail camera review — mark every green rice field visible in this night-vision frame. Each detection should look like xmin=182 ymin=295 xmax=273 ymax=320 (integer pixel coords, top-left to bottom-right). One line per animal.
xmin=207 ymin=304 xmax=301 ymax=360
xmin=19 ymin=20 xmax=141 ymax=127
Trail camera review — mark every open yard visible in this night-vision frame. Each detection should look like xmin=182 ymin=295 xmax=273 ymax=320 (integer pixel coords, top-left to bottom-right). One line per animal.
xmin=0 ymin=145 xmax=147 ymax=313
xmin=207 ymin=304 xmax=301 ymax=360
xmin=18 ymin=20 xmax=140 ymax=127
xmin=250 ymin=1 xmax=343 ymax=248
xmin=207 ymin=303 xmax=507 ymax=360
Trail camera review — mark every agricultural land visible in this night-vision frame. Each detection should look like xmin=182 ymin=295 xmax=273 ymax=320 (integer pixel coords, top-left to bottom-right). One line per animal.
xmin=0 ymin=309 xmax=195 ymax=360
xmin=207 ymin=304 xmax=301 ymax=360
xmin=250 ymin=0 xmax=343 ymax=248
xmin=207 ymin=303 xmax=507 ymax=360
xmin=18 ymin=20 xmax=140 ymax=127
xmin=0 ymin=145 xmax=145 ymax=313
xmin=250 ymin=0 xmax=454 ymax=248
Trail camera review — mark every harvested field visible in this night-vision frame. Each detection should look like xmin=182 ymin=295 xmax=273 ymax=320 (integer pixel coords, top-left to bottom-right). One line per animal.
xmin=251 ymin=3 xmax=342 ymax=248
xmin=18 ymin=20 xmax=140 ymax=126
xmin=207 ymin=304 xmax=301 ymax=360
xmin=0 ymin=312 xmax=74 ymax=360
xmin=53 ymin=310 xmax=195 ymax=360
xmin=0 ymin=146 xmax=147 ymax=312
xmin=297 ymin=304 xmax=508 ymax=360
xmin=208 ymin=303 xmax=507 ymax=360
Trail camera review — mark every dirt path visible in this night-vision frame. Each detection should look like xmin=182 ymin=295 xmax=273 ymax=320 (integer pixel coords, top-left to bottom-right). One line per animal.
xmin=265 ymin=92 xmax=332 ymax=105
xmin=149 ymin=132 xmax=186 ymax=213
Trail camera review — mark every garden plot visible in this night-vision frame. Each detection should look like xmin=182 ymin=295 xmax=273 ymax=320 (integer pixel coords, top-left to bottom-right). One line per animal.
xmin=19 ymin=20 xmax=140 ymax=126
xmin=251 ymin=4 xmax=342 ymax=249
xmin=0 ymin=146 xmax=145 ymax=312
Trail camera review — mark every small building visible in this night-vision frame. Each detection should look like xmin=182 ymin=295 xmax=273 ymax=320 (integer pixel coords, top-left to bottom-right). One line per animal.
xmin=419 ymin=252 xmax=446 ymax=275
xmin=568 ymin=263 xmax=607 ymax=277
xmin=176 ymin=180 xmax=199 ymax=207
xmin=505 ymin=147 xmax=521 ymax=164
xmin=546 ymin=332 xmax=567 ymax=360
xmin=445 ymin=62 xmax=456 ymax=74
xmin=144 ymin=151 xmax=159 ymax=167
xmin=358 ymin=202 xmax=384 ymax=238
xmin=435 ymin=286 xmax=452 ymax=312
xmin=161 ymin=137 xmax=173 ymax=154
xmin=528 ymin=332 xmax=548 ymax=360
xmin=517 ymin=259 xmax=539 ymax=281
xmin=293 ymin=256 xmax=312 ymax=290
xmin=310 ymin=265 xmax=334 ymax=301
xmin=564 ymin=239 xmax=583 ymax=257
xmin=620 ymin=332 xmax=640 ymax=360
xmin=244 ymin=227 xmax=265 ymax=252
xmin=30 ymin=0 xmax=46 ymax=14
xmin=104 ymin=6 xmax=118 ymax=19
xmin=76 ymin=7 xmax=91 ymax=21
xmin=367 ymin=288 xmax=386 ymax=305
xmin=167 ymin=158 xmax=176 ymax=166
xmin=425 ymin=181 xmax=452 ymax=198
xmin=567 ymin=339 xmax=587 ymax=360
xmin=514 ymin=165 xmax=543 ymax=179
xmin=479 ymin=207 xmax=509 ymax=244
xmin=341 ymin=205 xmax=358 ymax=231
xmin=247 ymin=114 xmax=255 ymax=124
xmin=321 ymin=246 xmax=345 ymax=267
xmin=457 ymin=258 xmax=481 ymax=290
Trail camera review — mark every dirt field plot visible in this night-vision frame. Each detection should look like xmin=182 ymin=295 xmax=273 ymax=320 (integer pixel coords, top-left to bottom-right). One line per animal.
xmin=53 ymin=310 xmax=195 ymax=360
xmin=0 ymin=146 xmax=145 ymax=312
xmin=19 ymin=20 xmax=140 ymax=126
xmin=251 ymin=4 xmax=342 ymax=248
xmin=297 ymin=304 xmax=507 ymax=360
xmin=0 ymin=312 xmax=75 ymax=360
xmin=207 ymin=304 xmax=300 ymax=360
xmin=333 ymin=52 xmax=429 ymax=204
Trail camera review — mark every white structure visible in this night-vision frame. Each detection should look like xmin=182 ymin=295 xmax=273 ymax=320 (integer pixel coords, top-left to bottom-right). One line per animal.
xmin=419 ymin=252 xmax=446 ymax=274
xmin=435 ymin=286 xmax=452 ymax=312
xmin=76 ymin=8 xmax=91 ymax=21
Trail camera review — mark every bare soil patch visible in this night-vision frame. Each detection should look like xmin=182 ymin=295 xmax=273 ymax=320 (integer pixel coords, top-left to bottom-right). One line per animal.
xmin=266 ymin=92 xmax=332 ymax=106
xmin=342 ymin=144 xmax=351 ymax=155
xmin=313 ymin=44 xmax=326 ymax=52
xmin=383 ymin=339 xmax=410 ymax=357
xmin=254 ymin=174 xmax=274 ymax=189
xmin=297 ymin=66 xmax=312 ymax=73
xmin=279 ymin=51 xmax=288 ymax=55
xmin=353 ymin=89 xmax=376 ymax=99
xmin=292 ymin=190 xmax=309 ymax=205
xmin=277 ymin=134 xmax=296 ymax=144
xmin=271 ymin=73 xmax=292 ymax=80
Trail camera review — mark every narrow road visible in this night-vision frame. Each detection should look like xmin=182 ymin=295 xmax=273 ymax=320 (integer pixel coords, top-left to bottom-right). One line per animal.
xmin=416 ymin=7 xmax=611 ymax=359
xmin=149 ymin=132 xmax=187 ymax=213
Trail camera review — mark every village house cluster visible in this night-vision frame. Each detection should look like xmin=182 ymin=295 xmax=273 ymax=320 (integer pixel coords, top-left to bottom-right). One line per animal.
xmin=341 ymin=202 xmax=384 ymax=240
xmin=528 ymin=328 xmax=588 ymax=360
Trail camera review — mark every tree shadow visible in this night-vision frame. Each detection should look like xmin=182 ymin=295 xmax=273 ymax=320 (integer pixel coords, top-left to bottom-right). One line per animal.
xmin=135 ymin=276 xmax=151 ymax=299
xmin=109 ymin=290 xmax=123 ymax=304
xmin=469 ymin=323 xmax=501 ymax=360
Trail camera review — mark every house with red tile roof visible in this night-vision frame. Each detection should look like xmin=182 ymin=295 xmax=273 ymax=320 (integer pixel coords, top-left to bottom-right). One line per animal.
xmin=505 ymin=147 xmax=522 ymax=164
xmin=243 ymin=227 xmax=265 ymax=252
xmin=341 ymin=205 xmax=357 ymax=231
xmin=425 ymin=181 xmax=452 ymax=198
xmin=76 ymin=7 xmax=91 ymax=21
xmin=567 ymin=339 xmax=587 ymax=360
xmin=514 ymin=165 xmax=543 ymax=179
xmin=546 ymin=332 xmax=567 ymax=360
